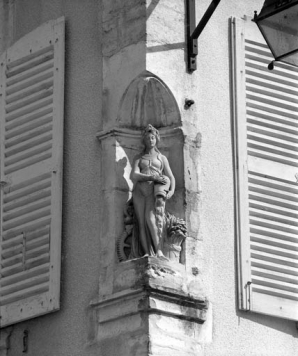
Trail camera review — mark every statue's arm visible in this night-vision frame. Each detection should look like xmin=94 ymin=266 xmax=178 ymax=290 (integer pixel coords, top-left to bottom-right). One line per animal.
xmin=162 ymin=156 xmax=175 ymax=199
xmin=131 ymin=156 xmax=155 ymax=183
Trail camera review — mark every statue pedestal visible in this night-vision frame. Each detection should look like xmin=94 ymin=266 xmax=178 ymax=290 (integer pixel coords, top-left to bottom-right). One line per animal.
xmin=91 ymin=257 xmax=208 ymax=356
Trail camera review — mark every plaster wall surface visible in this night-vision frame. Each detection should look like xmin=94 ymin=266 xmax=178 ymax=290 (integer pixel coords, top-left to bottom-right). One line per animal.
xmin=196 ymin=1 xmax=298 ymax=355
xmin=142 ymin=1 xmax=298 ymax=355
xmin=1 ymin=0 xmax=298 ymax=356
xmin=0 ymin=1 xmax=102 ymax=356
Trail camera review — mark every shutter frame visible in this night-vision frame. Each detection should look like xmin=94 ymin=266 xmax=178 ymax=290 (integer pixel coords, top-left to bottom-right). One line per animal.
xmin=0 ymin=17 xmax=65 ymax=327
xmin=231 ymin=16 xmax=252 ymax=311
xmin=232 ymin=16 xmax=298 ymax=321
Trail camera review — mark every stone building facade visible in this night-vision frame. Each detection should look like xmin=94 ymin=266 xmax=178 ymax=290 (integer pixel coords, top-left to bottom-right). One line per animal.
xmin=1 ymin=1 xmax=298 ymax=355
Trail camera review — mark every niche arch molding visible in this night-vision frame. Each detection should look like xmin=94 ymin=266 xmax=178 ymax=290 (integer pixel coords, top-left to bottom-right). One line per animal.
xmin=117 ymin=70 xmax=182 ymax=129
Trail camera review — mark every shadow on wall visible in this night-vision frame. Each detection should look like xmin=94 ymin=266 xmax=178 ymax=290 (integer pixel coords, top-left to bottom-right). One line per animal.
xmin=235 ymin=307 xmax=298 ymax=337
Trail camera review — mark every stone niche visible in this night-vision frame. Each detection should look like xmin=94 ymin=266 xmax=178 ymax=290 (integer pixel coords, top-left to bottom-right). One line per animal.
xmin=94 ymin=71 xmax=207 ymax=356
xmin=117 ymin=71 xmax=181 ymax=129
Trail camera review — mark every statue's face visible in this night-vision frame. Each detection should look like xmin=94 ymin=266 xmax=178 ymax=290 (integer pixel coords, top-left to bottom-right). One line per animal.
xmin=144 ymin=133 xmax=157 ymax=148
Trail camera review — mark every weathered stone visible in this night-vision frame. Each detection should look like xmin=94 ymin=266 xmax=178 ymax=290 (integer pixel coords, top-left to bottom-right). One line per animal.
xmin=91 ymin=257 xmax=207 ymax=356
xmin=97 ymin=0 xmax=208 ymax=354
xmin=102 ymin=0 xmax=146 ymax=58
xmin=117 ymin=72 xmax=181 ymax=128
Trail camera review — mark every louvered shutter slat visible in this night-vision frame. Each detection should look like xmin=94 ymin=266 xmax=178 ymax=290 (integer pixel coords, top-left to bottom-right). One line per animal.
xmin=0 ymin=17 xmax=64 ymax=327
xmin=232 ymin=17 xmax=298 ymax=320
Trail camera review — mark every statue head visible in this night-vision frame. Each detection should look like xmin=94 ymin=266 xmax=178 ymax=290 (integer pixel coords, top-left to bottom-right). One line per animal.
xmin=142 ymin=124 xmax=160 ymax=149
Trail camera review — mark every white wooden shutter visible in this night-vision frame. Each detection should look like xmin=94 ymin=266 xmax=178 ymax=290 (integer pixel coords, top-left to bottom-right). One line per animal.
xmin=232 ymin=16 xmax=298 ymax=320
xmin=0 ymin=17 xmax=65 ymax=327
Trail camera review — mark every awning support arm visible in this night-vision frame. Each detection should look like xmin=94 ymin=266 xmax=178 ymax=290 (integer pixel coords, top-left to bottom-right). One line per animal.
xmin=187 ymin=0 xmax=222 ymax=72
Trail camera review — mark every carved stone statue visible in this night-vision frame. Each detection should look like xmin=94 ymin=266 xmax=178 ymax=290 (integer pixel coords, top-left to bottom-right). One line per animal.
xmin=116 ymin=125 xmax=187 ymax=263
xmin=130 ymin=124 xmax=175 ymax=260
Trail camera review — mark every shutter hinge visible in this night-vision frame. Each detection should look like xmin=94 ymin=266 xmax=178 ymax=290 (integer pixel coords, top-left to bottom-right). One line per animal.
xmin=22 ymin=330 xmax=29 ymax=353
xmin=244 ymin=281 xmax=252 ymax=311
xmin=0 ymin=178 xmax=12 ymax=189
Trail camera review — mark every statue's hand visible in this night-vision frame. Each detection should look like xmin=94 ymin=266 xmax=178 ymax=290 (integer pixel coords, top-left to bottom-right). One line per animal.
xmin=153 ymin=175 xmax=167 ymax=185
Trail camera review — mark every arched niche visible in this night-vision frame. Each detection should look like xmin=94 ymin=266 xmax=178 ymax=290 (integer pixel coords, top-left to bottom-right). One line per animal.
xmin=98 ymin=71 xmax=187 ymax=265
xmin=117 ymin=71 xmax=181 ymax=128
xmin=111 ymin=71 xmax=185 ymax=224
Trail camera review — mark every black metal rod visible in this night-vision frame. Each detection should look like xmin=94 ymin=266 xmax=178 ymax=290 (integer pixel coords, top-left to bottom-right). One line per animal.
xmin=190 ymin=0 xmax=222 ymax=40
xmin=275 ymin=48 xmax=298 ymax=61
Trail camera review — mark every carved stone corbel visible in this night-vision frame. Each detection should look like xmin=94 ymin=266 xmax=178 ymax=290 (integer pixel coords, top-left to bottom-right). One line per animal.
xmin=91 ymin=257 xmax=208 ymax=356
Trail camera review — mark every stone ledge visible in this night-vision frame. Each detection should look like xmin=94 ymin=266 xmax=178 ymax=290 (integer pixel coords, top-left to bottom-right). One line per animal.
xmin=91 ymin=256 xmax=207 ymax=325
xmin=96 ymin=125 xmax=184 ymax=141
xmin=112 ymin=256 xmax=205 ymax=298
xmin=91 ymin=286 xmax=207 ymax=325
xmin=90 ymin=258 xmax=207 ymax=355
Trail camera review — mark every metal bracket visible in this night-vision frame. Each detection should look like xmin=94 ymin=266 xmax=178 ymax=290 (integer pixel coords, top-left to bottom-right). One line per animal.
xmin=0 ymin=180 xmax=8 ymax=187
xmin=22 ymin=330 xmax=29 ymax=353
xmin=246 ymin=281 xmax=252 ymax=311
xmin=186 ymin=0 xmax=222 ymax=72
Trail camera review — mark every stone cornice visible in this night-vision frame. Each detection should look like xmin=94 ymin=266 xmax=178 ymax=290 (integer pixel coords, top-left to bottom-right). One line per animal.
xmin=96 ymin=126 xmax=185 ymax=141
xmin=91 ymin=286 xmax=207 ymax=325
